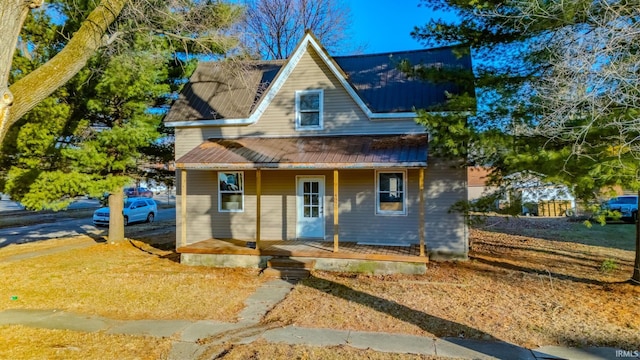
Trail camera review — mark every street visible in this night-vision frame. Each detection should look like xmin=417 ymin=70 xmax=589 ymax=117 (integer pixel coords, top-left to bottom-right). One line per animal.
xmin=0 ymin=207 xmax=176 ymax=247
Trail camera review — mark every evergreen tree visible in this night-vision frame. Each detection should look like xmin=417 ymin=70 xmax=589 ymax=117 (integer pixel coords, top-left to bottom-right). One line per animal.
xmin=411 ymin=0 xmax=640 ymax=283
xmin=2 ymin=0 xmax=239 ymax=242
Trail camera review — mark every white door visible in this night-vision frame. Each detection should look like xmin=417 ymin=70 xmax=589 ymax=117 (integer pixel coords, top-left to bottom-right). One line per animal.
xmin=296 ymin=177 xmax=325 ymax=239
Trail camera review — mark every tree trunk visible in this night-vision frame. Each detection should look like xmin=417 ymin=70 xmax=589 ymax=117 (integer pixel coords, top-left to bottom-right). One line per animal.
xmin=0 ymin=0 xmax=127 ymax=147
xmin=633 ymin=190 xmax=640 ymax=284
xmin=0 ymin=0 xmax=40 ymax=144
xmin=108 ymin=189 xmax=125 ymax=243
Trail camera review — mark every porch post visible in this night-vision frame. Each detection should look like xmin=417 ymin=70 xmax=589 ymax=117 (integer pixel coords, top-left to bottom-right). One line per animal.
xmin=180 ymin=169 xmax=187 ymax=248
xmin=419 ymin=167 xmax=426 ymax=257
xmin=256 ymin=168 xmax=262 ymax=249
xmin=333 ymin=169 xmax=339 ymax=252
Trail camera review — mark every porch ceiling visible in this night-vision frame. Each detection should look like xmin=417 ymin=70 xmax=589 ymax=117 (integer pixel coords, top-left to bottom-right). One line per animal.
xmin=176 ymin=134 xmax=428 ymax=170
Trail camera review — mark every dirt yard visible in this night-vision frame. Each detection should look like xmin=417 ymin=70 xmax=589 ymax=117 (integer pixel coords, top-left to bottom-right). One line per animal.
xmin=1 ymin=215 xmax=639 ymax=356
xmin=263 ymin=217 xmax=640 ymax=350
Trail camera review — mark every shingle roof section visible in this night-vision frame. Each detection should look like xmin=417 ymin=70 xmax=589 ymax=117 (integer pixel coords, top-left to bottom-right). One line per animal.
xmin=176 ymin=134 xmax=428 ymax=169
xmin=163 ymin=61 xmax=284 ymax=122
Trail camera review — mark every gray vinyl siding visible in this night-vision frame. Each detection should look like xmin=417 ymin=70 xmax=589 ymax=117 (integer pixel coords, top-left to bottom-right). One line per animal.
xmin=176 ymin=170 xmax=257 ymax=246
xmin=178 ymin=170 xmax=334 ymax=245
xmin=337 ymin=169 xmax=420 ymax=244
xmin=424 ymin=159 xmax=468 ymax=257
xmin=177 ymin=166 xmax=468 ymax=258
xmin=176 ymin=170 xmax=216 ymax=246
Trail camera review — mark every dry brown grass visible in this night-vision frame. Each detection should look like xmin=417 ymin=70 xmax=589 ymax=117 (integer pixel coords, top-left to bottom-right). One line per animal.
xmin=200 ymin=339 xmax=446 ymax=360
xmin=2 ymin=216 xmax=640 ymax=358
xmin=264 ymin=226 xmax=640 ymax=350
xmin=0 ymin=238 xmax=265 ymax=321
xmin=0 ymin=325 xmax=172 ymax=360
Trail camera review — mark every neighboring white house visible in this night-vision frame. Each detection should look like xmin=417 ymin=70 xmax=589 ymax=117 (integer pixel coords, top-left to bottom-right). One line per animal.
xmin=468 ymin=168 xmax=576 ymax=216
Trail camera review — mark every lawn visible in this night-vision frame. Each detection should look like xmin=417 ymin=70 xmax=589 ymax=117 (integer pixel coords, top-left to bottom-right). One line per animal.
xmin=0 ymin=325 xmax=173 ymax=360
xmin=0 ymin=238 xmax=265 ymax=321
xmin=0 ymin=216 xmax=639 ymax=359
xmin=262 ymin=217 xmax=640 ymax=350
xmin=477 ymin=215 xmax=637 ymax=250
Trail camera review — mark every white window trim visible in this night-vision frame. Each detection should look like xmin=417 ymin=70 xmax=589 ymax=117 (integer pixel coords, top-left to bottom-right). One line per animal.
xmin=218 ymin=171 xmax=245 ymax=213
xmin=375 ymin=170 xmax=408 ymax=216
xmin=295 ymin=89 xmax=324 ymax=130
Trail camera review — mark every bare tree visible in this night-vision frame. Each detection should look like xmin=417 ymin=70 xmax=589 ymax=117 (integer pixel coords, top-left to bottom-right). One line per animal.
xmin=240 ymin=0 xmax=353 ymax=59
xmin=511 ymin=0 xmax=640 ymax=283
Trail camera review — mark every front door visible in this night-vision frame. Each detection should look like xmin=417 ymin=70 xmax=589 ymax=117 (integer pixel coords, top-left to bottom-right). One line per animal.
xmin=296 ymin=177 xmax=325 ymax=239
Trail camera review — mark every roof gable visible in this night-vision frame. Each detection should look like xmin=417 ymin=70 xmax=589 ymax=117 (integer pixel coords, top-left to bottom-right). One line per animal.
xmin=164 ymin=32 xmax=473 ymax=127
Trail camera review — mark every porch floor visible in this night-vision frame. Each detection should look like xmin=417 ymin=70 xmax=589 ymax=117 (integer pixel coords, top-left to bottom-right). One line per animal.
xmin=178 ymin=239 xmax=429 ymax=264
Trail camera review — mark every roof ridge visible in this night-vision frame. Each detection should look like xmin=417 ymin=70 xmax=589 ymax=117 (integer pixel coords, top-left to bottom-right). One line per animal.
xmin=199 ymin=59 xmax=286 ymax=66
xmin=334 ymin=44 xmax=466 ymax=59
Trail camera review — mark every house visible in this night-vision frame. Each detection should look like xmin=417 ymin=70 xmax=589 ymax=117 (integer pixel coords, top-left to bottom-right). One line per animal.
xmin=503 ymin=172 xmax=576 ymax=216
xmin=469 ymin=169 xmax=577 ymax=216
xmin=163 ymin=32 xmax=474 ymax=274
xmin=467 ymin=166 xmax=496 ymax=201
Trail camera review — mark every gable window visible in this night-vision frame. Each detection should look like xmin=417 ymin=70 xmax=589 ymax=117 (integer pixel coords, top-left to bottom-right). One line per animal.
xmin=295 ymin=90 xmax=323 ymax=130
xmin=218 ymin=172 xmax=244 ymax=212
xmin=376 ymin=170 xmax=406 ymax=215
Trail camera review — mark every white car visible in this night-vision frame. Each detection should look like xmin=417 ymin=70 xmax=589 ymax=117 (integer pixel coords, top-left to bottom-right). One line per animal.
xmin=93 ymin=197 xmax=158 ymax=227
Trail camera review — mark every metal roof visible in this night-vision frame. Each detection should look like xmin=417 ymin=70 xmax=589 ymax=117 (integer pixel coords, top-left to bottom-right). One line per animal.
xmin=164 ymin=45 xmax=473 ymax=123
xmin=334 ymin=47 xmax=473 ymax=113
xmin=176 ymin=134 xmax=428 ymax=169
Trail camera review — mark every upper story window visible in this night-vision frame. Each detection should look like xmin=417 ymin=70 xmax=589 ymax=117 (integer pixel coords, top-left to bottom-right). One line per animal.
xmin=376 ymin=170 xmax=407 ymax=215
xmin=295 ymin=90 xmax=323 ymax=130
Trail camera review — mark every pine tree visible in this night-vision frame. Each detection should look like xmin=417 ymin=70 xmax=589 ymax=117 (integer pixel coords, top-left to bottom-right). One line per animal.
xmin=412 ymin=0 xmax=640 ymax=283
xmin=2 ymin=0 xmax=240 ymax=242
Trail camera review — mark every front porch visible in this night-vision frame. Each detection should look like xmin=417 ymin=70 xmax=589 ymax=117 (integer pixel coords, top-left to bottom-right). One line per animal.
xmin=179 ymin=238 xmax=429 ymax=275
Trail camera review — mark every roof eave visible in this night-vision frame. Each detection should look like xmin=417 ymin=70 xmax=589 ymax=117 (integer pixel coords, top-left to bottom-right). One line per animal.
xmin=164 ymin=109 xmax=473 ymax=128
xmin=369 ymin=112 xmax=417 ymax=120
xmin=164 ymin=118 xmax=252 ymax=127
xmin=177 ymin=161 xmax=428 ymax=170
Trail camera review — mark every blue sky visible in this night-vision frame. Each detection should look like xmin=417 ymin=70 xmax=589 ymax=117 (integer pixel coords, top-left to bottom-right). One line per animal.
xmin=344 ymin=0 xmax=455 ymax=55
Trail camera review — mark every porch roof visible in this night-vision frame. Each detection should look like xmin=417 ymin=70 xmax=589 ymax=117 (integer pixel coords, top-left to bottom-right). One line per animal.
xmin=176 ymin=134 xmax=428 ymax=170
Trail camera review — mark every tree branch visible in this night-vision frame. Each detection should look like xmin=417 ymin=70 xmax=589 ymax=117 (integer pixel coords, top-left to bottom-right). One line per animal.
xmin=1 ymin=0 xmax=127 ymax=146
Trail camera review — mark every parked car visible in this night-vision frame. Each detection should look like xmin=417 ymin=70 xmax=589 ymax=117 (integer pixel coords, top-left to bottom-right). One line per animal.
xmin=93 ymin=197 xmax=158 ymax=227
xmin=124 ymin=187 xmax=153 ymax=198
xmin=148 ymin=184 xmax=168 ymax=195
xmin=603 ymin=195 xmax=638 ymax=223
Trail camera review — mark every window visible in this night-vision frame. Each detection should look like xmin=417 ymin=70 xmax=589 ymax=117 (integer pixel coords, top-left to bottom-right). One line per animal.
xmin=295 ymin=90 xmax=323 ymax=130
xmin=218 ymin=172 xmax=244 ymax=212
xmin=376 ymin=170 xmax=406 ymax=215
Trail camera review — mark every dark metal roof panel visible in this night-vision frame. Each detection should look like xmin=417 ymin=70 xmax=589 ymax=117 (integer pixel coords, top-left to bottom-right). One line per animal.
xmin=176 ymin=135 xmax=428 ymax=169
xmin=334 ymin=47 xmax=473 ymax=113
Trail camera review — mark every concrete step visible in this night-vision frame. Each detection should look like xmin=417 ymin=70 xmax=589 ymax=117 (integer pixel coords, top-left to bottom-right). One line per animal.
xmin=267 ymin=257 xmax=316 ymax=270
xmin=261 ymin=267 xmax=311 ymax=280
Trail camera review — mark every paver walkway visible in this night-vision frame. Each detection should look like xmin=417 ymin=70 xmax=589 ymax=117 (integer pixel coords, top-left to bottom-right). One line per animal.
xmin=0 ymin=278 xmax=628 ymax=360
